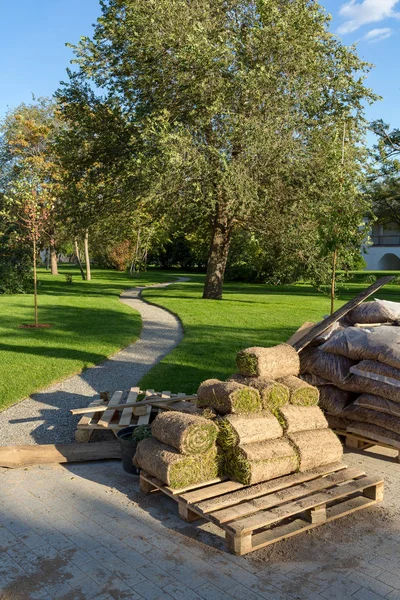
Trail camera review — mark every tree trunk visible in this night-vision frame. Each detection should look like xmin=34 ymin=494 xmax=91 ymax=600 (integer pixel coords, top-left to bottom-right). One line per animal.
xmin=50 ymin=243 xmax=59 ymax=276
xmin=330 ymin=248 xmax=337 ymax=315
xmin=202 ymin=210 xmax=233 ymax=300
xmin=46 ymin=248 xmax=50 ymax=270
xmin=74 ymin=239 xmax=86 ymax=280
xmin=130 ymin=228 xmax=141 ymax=274
xmin=33 ymin=237 xmax=38 ymax=327
xmin=84 ymin=229 xmax=91 ymax=281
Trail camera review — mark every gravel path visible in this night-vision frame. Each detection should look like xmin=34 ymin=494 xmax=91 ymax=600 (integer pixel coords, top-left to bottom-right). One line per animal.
xmin=0 ymin=278 xmax=188 ymax=446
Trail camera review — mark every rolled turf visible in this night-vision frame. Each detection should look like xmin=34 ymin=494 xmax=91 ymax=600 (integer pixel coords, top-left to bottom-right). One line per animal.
xmin=236 ymin=344 xmax=300 ymax=379
xmin=151 ymin=411 xmax=218 ymax=455
xmin=228 ymin=374 xmax=289 ymax=411
xmin=217 ymin=412 xmax=283 ymax=449
xmin=288 ymin=429 xmax=343 ymax=471
xmin=276 ymin=405 xmax=327 ymax=434
xmin=134 ymin=437 xmax=219 ymax=489
xmin=197 ymin=379 xmax=262 ymax=415
xmin=224 ymin=438 xmax=298 ymax=485
xmin=278 ymin=375 xmax=319 ymax=406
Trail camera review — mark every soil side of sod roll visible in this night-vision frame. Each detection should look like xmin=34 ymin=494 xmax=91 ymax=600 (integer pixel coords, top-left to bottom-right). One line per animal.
xmin=288 ymin=429 xmax=343 ymax=472
xmin=236 ymin=344 xmax=300 ymax=379
xmin=224 ymin=438 xmax=298 ymax=485
xmin=278 ymin=375 xmax=319 ymax=406
xmin=197 ymin=379 xmax=262 ymax=415
xmin=276 ymin=405 xmax=328 ymax=434
xmin=217 ymin=412 xmax=283 ymax=449
xmin=151 ymin=411 xmax=218 ymax=455
xmin=228 ymin=374 xmax=290 ymax=411
xmin=134 ymin=437 xmax=219 ymax=489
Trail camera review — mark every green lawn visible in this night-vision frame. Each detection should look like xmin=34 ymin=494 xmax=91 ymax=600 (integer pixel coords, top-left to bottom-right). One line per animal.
xmin=0 ymin=266 xmax=177 ymax=410
xmin=139 ymin=273 xmax=400 ymax=394
xmin=2 ymin=266 xmax=400 ymax=411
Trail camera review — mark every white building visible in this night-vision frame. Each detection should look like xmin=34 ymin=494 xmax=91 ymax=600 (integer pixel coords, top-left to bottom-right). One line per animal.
xmin=364 ymin=223 xmax=400 ymax=270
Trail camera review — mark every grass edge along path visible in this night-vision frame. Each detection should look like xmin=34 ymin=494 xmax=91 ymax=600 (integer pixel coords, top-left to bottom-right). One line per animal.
xmin=0 ymin=266 xmax=179 ymax=411
xmin=139 ymin=272 xmax=400 ymax=395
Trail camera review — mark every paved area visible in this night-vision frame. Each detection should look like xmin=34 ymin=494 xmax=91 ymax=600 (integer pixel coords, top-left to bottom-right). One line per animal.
xmin=1 ymin=445 xmax=399 ymax=600
xmin=0 ymin=279 xmax=188 ymax=446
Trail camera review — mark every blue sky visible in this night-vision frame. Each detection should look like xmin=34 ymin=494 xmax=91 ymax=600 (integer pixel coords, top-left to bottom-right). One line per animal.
xmin=1 ymin=0 xmax=399 ymax=146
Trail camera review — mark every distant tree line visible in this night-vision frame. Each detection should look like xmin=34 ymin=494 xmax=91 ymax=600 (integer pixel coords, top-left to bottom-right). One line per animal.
xmin=1 ymin=0 xmax=392 ymax=302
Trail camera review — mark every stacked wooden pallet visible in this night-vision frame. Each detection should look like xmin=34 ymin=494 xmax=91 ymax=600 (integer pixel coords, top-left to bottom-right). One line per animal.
xmin=74 ymin=388 xmax=196 ymax=442
xmin=140 ymin=462 xmax=383 ymax=555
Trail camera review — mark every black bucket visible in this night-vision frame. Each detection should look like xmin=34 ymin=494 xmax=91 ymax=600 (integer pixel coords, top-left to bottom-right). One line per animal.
xmin=116 ymin=426 xmax=140 ymax=475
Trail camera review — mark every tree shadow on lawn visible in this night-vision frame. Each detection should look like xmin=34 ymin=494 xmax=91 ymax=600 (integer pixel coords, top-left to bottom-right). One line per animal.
xmin=35 ymin=268 xmax=184 ymax=298
xmin=0 ymin=303 xmax=141 ymax=345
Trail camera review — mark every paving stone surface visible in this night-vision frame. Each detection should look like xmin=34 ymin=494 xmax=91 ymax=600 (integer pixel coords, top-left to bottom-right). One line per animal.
xmin=0 ymin=444 xmax=399 ymax=599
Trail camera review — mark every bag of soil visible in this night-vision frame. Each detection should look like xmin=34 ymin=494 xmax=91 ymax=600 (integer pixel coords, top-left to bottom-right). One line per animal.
xmin=345 ymin=299 xmax=400 ymax=325
xmin=347 ymin=422 xmax=400 ymax=447
xmin=299 ymin=346 xmax=355 ymax=386
xmin=342 ymin=374 xmax=400 ymax=403
xmin=317 ymin=385 xmax=353 ymax=414
xmin=340 ymin=404 xmax=400 ymax=435
xmin=320 ymin=326 xmax=400 ymax=369
xmin=351 ymin=360 xmax=400 ymax=387
xmin=354 ymin=394 xmax=400 ymax=418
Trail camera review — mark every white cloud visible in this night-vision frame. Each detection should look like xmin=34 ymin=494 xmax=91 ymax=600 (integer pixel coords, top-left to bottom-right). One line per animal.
xmin=338 ymin=0 xmax=400 ymax=34
xmin=362 ymin=27 xmax=394 ymax=41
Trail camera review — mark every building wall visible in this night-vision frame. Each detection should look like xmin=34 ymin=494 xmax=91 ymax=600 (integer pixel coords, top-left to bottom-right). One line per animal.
xmin=364 ymin=246 xmax=400 ymax=270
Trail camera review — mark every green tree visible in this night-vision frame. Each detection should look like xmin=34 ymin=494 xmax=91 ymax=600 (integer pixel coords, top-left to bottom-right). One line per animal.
xmin=69 ymin=0 xmax=376 ymax=298
xmin=368 ymin=120 xmax=400 ymax=227
xmin=0 ymin=98 xmax=64 ymax=277
xmin=55 ymin=75 xmax=145 ymax=280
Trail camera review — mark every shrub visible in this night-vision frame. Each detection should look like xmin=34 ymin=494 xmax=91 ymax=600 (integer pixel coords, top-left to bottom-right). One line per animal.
xmin=0 ymin=241 xmax=32 ymax=294
xmin=131 ymin=425 xmax=152 ymax=442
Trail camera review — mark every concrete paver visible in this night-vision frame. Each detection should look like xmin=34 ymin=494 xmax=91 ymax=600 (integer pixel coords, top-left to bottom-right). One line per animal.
xmin=0 ymin=444 xmax=399 ymax=600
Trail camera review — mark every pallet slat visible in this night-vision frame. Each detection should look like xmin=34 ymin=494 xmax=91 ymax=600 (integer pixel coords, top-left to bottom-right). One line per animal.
xmin=181 ymin=480 xmax=244 ymax=504
xmin=193 ymin=462 xmax=346 ymax=515
xmin=335 ymin=428 xmax=400 ymax=463
xmin=228 ymin=475 xmax=382 ymax=535
xmin=141 ymin=471 xmax=225 ymax=496
xmin=246 ymin=496 xmax=377 ymax=555
xmin=119 ymin=388 xmax=138 ymax=426
xmin=75 ymin=389 xmax=194 ymax=441
xmin=210 ymin=468 xmax=365 ymax=525
xmin=97 ymin=391 xmax=123 ymax=428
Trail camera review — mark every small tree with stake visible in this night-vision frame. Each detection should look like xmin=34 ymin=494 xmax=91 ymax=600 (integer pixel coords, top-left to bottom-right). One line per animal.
xmin=3 ymin=172 xmax=52 ymax=327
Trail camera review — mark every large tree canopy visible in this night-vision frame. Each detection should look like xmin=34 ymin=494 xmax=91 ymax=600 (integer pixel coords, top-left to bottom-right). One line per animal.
xmin=68 ymin=0 xmax=376 ymax=298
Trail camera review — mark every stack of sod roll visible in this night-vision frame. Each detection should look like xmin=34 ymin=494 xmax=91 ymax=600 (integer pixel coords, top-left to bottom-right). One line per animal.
xmin=134 ymin=342 xmax=343 ymax=489
xmin=199 ymin=343 xmax=343 ymax=485
xmin=134 ymin=412 xmax=220 ymax=489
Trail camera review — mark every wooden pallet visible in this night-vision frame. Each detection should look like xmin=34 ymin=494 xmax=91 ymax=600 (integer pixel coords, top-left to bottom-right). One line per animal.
xmin=334 ymin=428 xmax=400 ymax=463
xmin=140 ymin=462 xmax=384 ymax=555
xmin=75 ymin=388 xmax=195 ymax=442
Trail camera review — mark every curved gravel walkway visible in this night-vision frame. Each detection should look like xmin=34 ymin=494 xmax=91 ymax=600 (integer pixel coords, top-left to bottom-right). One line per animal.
xmin=0 ymin=278 xmax=189 ymax=446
